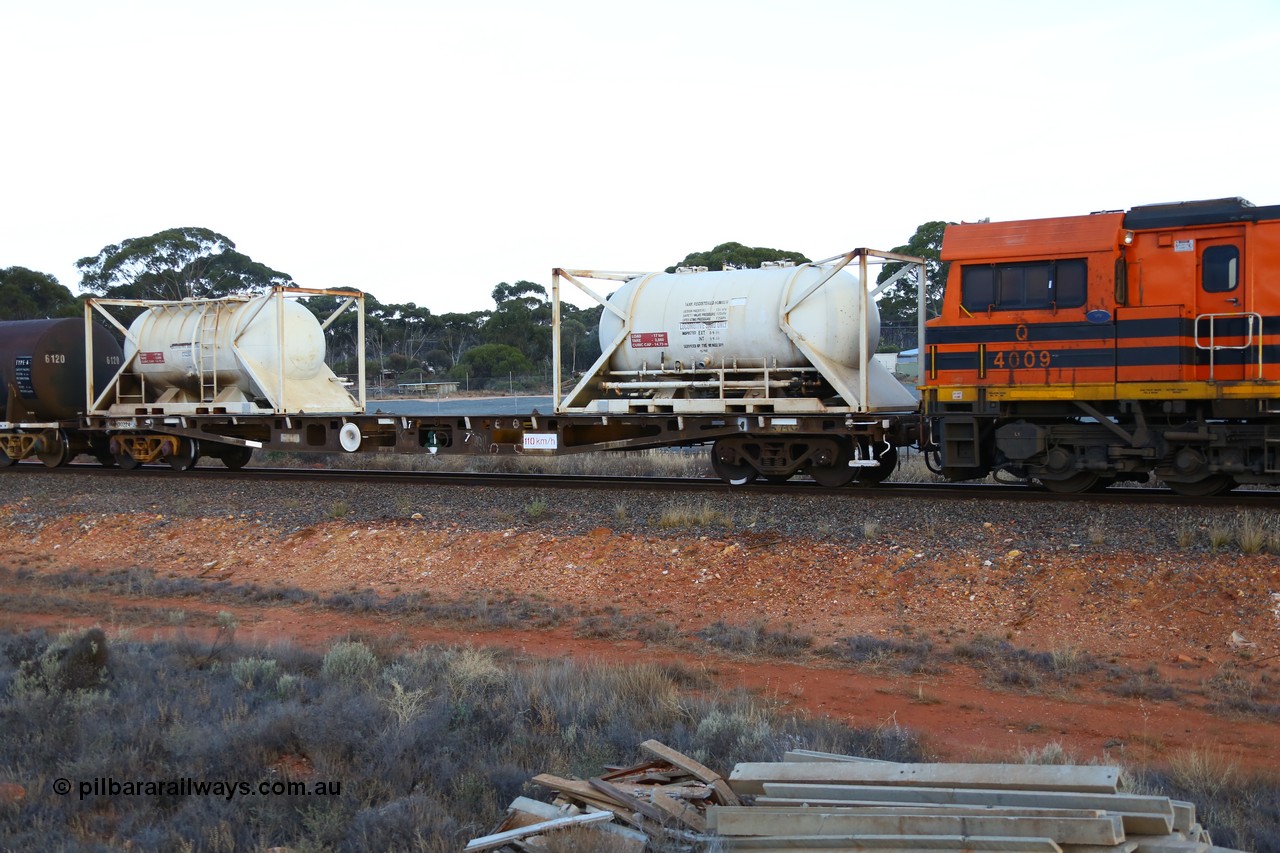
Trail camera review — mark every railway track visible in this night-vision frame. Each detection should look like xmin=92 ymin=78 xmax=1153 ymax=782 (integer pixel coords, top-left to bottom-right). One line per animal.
xmin=9 ymin=461 xmax=1280 ymax=508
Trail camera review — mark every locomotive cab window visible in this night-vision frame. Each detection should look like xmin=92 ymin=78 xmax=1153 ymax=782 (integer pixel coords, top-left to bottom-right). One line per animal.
xmin=960 ymin=259 xmax=1086 ymax=312
xmin=1202 ymin=245 xmax=1239 ymax=293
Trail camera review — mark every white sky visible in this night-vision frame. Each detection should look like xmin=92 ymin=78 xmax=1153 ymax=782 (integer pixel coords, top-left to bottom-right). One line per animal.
xmin=3 ymin=0 xmax=1278 ymax=314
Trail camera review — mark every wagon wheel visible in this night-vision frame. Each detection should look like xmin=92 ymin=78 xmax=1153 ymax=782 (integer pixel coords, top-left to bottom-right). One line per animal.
xmin=0 ymin=448 xmax=14 ymax=468
xmin=710 ymin=441 xmax=757 ymax=486
xmin=36 ymin=431 xmax=70 ymax=468
xmin=166 ymin=437 xmax=200 ymax=472
xmin=807 ymin=441 xmax=857 ymax=488
xmin=220 ymin=445 xmax=253 ymax=470
xmin=1166 ymin=475 xmax=1235 ymax=497
xmin=115 ymin=452 xmax=141 ymax=470
xmin=1038 ymin=472 xmax=1100 ymax=494
xmin=856 ymin=442 xmax=898 ymax=485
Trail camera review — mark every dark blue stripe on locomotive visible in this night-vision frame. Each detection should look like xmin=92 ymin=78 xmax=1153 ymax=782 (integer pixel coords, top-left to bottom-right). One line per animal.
xmin=927 ymin=316 xmax=1280 ymax=347
xmin=931 ymin=345 xmax=1280 ymax=373
xmin=926 ymin=322 xmax=1115 ymax=346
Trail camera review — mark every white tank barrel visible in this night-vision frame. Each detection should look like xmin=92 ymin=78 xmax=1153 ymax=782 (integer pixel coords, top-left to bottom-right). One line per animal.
xmin=123 ymin=293 xmax=357 ymax=413
xmin=560 ymin=258 xmax=917 ymax=414
xmin=599 ymin=265 xmax=880 ymax=371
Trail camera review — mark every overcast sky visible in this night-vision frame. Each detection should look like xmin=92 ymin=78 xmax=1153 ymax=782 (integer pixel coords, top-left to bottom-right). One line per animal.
xmin=3 ymin=0 xmax=1278 ymax=314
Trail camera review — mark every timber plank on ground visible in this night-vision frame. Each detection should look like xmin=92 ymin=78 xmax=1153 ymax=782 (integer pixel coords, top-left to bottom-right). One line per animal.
xmin=717 ymin=833 xmax=1065 ymax=851
xmin=640 ymin=738 xmax=743 ymax=806
xmin=1128 ymin=837 xmax=1210 ymax=853
xmin=1169 ymin=802 xmax=1197 ymax=834
xmin=650 ymin=788 xmax=709 ymax=832
xmin=730 ymin=763 xmax=1121 ymax=796
xmin=784 ymin=749 xmax=901 ymax=764
xmin=710 ymin=808 xmax=1126 ymax=846
xmin=462 ymin=811 xmax=612 ymax=851
xmin=758 ymin=784 xmax=1175 ymax=835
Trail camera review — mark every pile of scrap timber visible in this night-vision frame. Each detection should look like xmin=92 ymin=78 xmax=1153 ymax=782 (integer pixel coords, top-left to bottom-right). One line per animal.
xmin=465 ymin=745 xmax=1245 ymax=852
xmin=465 ymin=739 xmax=735 ymax=851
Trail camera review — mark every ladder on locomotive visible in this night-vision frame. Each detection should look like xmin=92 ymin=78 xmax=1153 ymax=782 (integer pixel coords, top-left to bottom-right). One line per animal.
xmin=198 ymin=305 xmax=220 ymax=402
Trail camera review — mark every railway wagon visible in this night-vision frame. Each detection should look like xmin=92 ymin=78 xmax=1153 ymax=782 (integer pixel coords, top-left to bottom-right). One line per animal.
xmin=0 ymin=318 xmax=123 ymax=466
xmin=923 ymin=196 xmax=1280 ymax=495
xmin=551 ymin=250 xmax=924 ymax=486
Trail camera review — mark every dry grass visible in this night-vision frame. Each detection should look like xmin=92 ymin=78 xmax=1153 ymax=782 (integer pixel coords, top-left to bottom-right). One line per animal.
xmin=1236 ymin=510 xmax=1269 ymax=554
xmin=1167 ymin=747 xmax=1238 ymax=797
xmin=656 ymin=500 xmax=734 ymax=529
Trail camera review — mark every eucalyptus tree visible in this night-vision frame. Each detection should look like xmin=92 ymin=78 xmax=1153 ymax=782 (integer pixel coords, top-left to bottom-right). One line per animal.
xmin=0 ymin=267 xmax=79 ymax=319
xmin=77 ymin=227 xmax=292 ymax=301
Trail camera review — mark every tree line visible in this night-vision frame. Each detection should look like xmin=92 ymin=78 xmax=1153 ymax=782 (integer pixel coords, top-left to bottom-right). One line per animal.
xmin=1 ymin=225 xmax=947 ymax=389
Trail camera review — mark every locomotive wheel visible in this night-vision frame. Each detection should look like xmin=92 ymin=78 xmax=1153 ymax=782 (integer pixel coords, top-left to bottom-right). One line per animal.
xmin=711 ymin=451 xmax=757 ymax=486
xmin=1039 ymin=472 xmax=1100 ymax=494
xmin=1166 ymin=475 xmax=1236 ymax=497
xmin=36 ymin=431 xmax=70 ymax=468
xmin=807 ymin=442 xmax=856 ymax=488
xmin=166 ymin=438 xmax=200 ymax=471
xmin=221 ymin=445 xmax=253 ymax=470
xmin=115 ymin=452 xmax=141 ymax=470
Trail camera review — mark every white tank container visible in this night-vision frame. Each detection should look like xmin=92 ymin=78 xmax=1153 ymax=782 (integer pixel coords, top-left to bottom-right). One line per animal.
xmin=124 ymin=293 xmax=357 ymax=413
xmin=599 ymin=265 xmax=881 ymax=371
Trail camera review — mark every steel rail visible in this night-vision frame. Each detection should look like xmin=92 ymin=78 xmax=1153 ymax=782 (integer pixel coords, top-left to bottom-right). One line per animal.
xmin=7 ymin=462 xmax=1279 ymax=508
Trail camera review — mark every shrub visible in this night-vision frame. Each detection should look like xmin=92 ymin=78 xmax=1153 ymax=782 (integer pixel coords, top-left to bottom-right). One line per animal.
xmin=230 ymin=656 xmax=280 ymax=690
xmin=823 ymin=634 xmax=937 ymax=675
xmin=9 ymin=627 xmax=110 ymax=699
xmin=696 ymin=621 xmax=812 ymax=657
xmin=320 ymin=640 xmax=380 ymax=687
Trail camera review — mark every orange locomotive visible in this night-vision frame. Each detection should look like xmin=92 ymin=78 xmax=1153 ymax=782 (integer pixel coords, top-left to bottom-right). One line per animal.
xmin=922 ymin=197 xmax=1280 ymax=495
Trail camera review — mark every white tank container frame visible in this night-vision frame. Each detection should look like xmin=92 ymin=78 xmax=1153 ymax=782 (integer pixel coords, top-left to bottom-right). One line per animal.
xmin=84 ymin=287 xmax=367 ymax=417
xmin=551 ymin=248 xmax=927 ymax=415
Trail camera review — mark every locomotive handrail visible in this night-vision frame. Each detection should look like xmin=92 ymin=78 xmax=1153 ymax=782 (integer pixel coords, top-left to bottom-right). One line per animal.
xmin=1193 ymin=311 xmax=1264 ymax=379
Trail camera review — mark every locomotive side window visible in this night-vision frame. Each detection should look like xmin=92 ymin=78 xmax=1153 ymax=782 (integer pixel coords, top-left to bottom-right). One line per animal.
xmin=1202 ymin=245 xmax=1239 ymax=292
xmin=1054 ymin=259 xmax=1087 ymax=305
xmin=961 ymin=267 xmax=994 ymax=311
xmin=960 ymin=259 xmax=1086 ymax=312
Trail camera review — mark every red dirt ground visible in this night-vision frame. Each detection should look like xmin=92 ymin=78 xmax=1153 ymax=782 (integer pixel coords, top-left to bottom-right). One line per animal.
xmin=3 ymin=504 xmax=1279 ymax=773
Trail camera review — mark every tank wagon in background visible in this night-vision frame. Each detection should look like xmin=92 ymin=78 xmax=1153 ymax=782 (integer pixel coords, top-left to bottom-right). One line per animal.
xmin=922 ymin=197 xmax=1280 ymax=495
xmin=0 ymin=319 xmax=123 ymax=467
